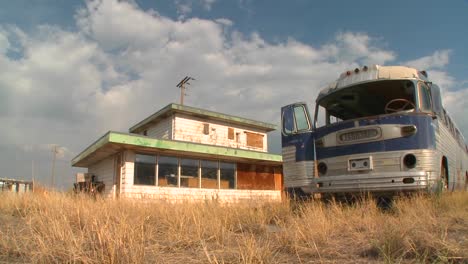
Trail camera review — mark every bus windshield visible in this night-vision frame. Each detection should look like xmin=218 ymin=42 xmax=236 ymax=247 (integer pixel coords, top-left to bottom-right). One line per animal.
xmin=316 ymin=80 xmax=416 ymax=125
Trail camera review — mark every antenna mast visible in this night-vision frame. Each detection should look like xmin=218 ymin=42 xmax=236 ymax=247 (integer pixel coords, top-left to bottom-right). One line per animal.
xmin=176 ymin=76 xmax=195 ymax=105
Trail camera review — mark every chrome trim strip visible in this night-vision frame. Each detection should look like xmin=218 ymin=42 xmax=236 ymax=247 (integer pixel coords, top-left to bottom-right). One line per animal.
xmin=314 ymin=171 xmax=428 ymax=193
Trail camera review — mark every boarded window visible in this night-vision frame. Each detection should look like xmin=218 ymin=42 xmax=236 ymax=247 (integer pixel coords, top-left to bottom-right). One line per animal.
xmin=228 ymin=127 xmax=234 ymax=140
xmin=203 ymin=123 xmax=210 ymax=135
xmin=245 ymin=132 xmax=263 ymax=148
xmin=236 ymin=163 xmax=277 ymax=190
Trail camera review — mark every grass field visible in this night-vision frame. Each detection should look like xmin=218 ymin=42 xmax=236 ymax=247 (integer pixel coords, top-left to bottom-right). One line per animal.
xmin=0 ymin=192 xmax=466 ymax=263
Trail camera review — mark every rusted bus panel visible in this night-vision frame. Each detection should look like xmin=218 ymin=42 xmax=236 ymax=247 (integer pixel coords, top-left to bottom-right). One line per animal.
xmin=236 ymin=163 xmax=282 ymax=191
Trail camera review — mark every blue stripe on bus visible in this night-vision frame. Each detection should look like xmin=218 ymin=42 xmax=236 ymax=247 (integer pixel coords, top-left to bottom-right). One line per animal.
xmin=282 ymin=114 xmax=436 ymax=162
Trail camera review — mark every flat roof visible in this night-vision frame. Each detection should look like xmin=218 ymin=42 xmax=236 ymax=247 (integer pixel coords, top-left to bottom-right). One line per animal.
xmin=316 ymin=65 xmax=429 ymax=102
xmin=129 ymin=103 xmax=277 ymax=133
xmin=72 ymin=131 xmax=282 ymax=167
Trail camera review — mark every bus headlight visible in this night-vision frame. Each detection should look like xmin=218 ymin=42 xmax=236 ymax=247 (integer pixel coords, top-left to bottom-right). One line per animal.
xmin=401 ymin=125 xmax=417 ymax=137
xmin=403 ymin=154 xmax=417 ymax=168
xmin=318 ymin=162 xmax=328 ymax=175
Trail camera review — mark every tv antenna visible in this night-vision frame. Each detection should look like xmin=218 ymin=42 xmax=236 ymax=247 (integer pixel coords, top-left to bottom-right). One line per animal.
xmin=176 ymin=76 xmax=195 ymax=105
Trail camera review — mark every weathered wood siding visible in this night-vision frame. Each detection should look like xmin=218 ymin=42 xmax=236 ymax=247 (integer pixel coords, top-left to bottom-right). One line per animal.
xmin=141 ymin=116 xmax=173 ymax=139
xmin=88 ymin=155 xmax=115 ymax=198
xmin=172 ymin=113 xmax=268 ymax=152
xmin=120 ymin=150 xmax=135 ymax=194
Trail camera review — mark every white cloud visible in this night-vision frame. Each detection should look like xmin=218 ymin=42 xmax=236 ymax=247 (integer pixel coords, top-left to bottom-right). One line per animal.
xmin=1 ymin=0 xmax=466 ymax=188
xmin=175 ymin=1 xmax=192 ymax=20
xmin=404 ymin=50 xmax=451 ymax=70
xmin=215 ymin=18 xmax=233 ymax=27
xmin=201 ymin=0 xmax=216 ymax=10
xmin=0 ymin=29 xmax=10 ymax=54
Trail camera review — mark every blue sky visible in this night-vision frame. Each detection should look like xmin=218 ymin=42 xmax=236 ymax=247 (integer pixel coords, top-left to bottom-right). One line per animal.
xmin=1 ymin=0 xmax=467 ymax=188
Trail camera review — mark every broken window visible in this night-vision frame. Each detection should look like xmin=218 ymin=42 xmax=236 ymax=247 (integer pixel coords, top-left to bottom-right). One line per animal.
xmin=134 ymin=154 xmax=156 ymax=185
xmin=158 ymin=156 xmax=178 ymax=187
xmin=220 ymin=162 xmax=236 ymax=189
xmin=201 ymin=160 xmax=218 ymax=188
xmin=228 ymin=127 xmax=235 ymax=140
xmin=245 ymin=132 xmax=264 ymax=149
xmin=203 ymin=123 xmax=210 ymax=135
xmin=180 ymin=158 xmax=199 ymax=188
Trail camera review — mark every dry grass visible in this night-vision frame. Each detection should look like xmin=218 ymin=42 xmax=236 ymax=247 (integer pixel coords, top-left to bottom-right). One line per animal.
xmin=0 ymin=192 xmax=466 ymax=263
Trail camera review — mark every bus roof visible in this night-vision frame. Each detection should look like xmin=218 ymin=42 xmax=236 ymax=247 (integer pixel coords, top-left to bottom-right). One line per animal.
xmin=316 ymin=65 xmax=429 ymax=102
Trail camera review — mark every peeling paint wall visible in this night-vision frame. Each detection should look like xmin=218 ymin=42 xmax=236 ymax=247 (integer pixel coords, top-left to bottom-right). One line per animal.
xmin=121 ymin=188 xmax=281 ymax=204
xmin=172 ymin=113 xmax=268 ymax=152
xmin=142 ymin=116 xmax=172 ymax=139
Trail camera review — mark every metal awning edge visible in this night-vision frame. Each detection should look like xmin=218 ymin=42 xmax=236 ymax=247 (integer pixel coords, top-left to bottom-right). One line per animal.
xmin=71 ymin=131 xmax=111 ymax=167
xmin=72 ymin=131 xmax=282 ymax=167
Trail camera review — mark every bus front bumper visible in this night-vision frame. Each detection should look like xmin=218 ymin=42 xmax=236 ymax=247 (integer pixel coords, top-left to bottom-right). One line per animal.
xmin=313 ymin=171 xmax=432 ymax=194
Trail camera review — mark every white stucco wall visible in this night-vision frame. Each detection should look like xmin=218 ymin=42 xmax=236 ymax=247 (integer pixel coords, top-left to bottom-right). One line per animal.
xmin=88 ymin=155 xmax=116 ymax=198
xmin=173 ymin=113 xmax=268 ymax=152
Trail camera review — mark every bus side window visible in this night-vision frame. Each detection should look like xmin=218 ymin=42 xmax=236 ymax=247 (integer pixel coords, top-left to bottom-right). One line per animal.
xmin=329 ymin=114 xmax=343 ymax=124
xmin=315 ymin=105 xmax=327 ymax=128
xmin=430 ymin=84 xmax=443 ymax=116
xmin=282 ymin=106 xmax=295 ymax=134
xmin=443 ymin=109 xmax=448 ymax=126
xmin=293 ymin=105 xmax=311 ymax=131
xmin=419 ymin=83 xmax=432 ymax=113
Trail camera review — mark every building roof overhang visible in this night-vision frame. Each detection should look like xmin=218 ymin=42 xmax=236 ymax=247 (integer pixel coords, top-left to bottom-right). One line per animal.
xmin=128 ymin=103 xmax=277 ymax=133
xmin=72 ymin=131 xmax=282 ymax=167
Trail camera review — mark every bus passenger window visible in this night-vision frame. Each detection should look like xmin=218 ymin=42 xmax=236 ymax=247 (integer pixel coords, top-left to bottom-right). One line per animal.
xmin=419 ymin=83 xmax=432 ymax=113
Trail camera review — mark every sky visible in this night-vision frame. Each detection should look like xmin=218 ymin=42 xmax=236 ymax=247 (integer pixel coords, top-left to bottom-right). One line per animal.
xmin=1 ymin=0 xmax=468 ymax=189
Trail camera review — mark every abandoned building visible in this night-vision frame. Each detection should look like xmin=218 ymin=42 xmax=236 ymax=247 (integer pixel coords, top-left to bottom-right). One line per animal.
xmin=71 ymin=103 xmax=283 ymax=202
xmin=0 ymin=178 xmax=34 ymax=193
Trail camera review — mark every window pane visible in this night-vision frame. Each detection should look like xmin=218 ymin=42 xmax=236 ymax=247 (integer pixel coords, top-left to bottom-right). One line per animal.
xmin=294 ymin=105 xmax=310 ymax=131
xmin=180 ymin=158 xmax=199 ymax=188
xmin=282 ymin=106 xmax=295 ymax=134
xmin=316 ymin=105 xmax=326 ymax=128
xmin=158 ymin=156 xmax=178 ymax=187
xmin=419 ymin=84 xmax=432 ymax=112
xmin=220 ymin=162 xmax=235 ymax=189
xmin=134 ymin=154 xmax=156 ymax=185
xmin=201 ymin=160 xmax=218 ymax=188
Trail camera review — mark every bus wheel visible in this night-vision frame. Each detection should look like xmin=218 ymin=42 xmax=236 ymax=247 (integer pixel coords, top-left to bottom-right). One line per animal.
xmin=440 ymin=163 xmax=448 ymax=192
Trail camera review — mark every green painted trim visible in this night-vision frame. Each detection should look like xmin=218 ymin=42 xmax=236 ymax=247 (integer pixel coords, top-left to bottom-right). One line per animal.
xmin=72 ymin=131 xmax=282 ymax=167
xmin=71 ymin=132 xmax=110 ymax=166
xmin=129 ymin=103 xmax=277 ymax=133
xmin=110 ymin=132 xmax=282 ymax=162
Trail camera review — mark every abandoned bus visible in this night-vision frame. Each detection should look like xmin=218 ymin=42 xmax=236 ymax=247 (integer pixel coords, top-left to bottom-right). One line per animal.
xmin=282 ymin=65 xmax=468 ymax=198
